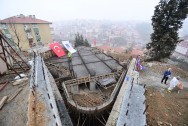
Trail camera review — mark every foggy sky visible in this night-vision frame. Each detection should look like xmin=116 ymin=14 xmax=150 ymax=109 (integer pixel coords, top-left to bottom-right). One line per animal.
xmin=1 ymin=0 xmax=159 ymax=22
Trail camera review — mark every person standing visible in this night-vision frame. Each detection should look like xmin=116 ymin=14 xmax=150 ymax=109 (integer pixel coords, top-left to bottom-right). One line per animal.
xmin=177 ymin=81 xmax=183 ymax=94
xmin=168 ymin=76 xmax=180 ymax=92
xmin=136 ymin=55 xmax=141 ymax=71
xmin=161 ymin=68 xmax=171 ymax=84
xmin=68 ymin=52 xmax=72 ymax=61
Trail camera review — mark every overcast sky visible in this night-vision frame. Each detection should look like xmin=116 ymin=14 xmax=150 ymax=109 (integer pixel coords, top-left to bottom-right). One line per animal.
xmin=1 ymin=0 xmax=159 ymax=21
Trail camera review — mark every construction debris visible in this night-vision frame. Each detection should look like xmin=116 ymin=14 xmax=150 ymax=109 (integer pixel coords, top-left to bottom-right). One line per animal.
xmin=12 ymin=77 xmax=28 ymax=86
xmin=14 ymin=73 xmax=27 ymax=80
xmin=0 ymin=96 xmax=8 ymax=109
xmin=6 ymin=88 xmax=23 ymax=103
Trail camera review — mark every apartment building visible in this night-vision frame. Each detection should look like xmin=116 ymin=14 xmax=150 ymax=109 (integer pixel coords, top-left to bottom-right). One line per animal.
xmin=0 ymin=14 xmax=53 ymax=50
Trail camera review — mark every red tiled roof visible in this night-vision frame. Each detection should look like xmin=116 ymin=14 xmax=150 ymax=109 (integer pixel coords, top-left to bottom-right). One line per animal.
xmin=97 ymin=46 xmax=125 ymax=54
xmin=0 ymin=16 xmax=51 ymax=24
xmin=131 ymin=49 xmax=144 ymax=56
xmin=113 ymin=47 xmax=125 ymax=53
xmin=97 ymin=46 xmax=112 ymax=51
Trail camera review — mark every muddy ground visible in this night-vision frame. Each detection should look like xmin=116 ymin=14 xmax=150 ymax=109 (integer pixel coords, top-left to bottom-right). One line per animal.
xmin=139 ymin=61 xmax=188 ymax=126
xmin=146 ymin=87 xmax=188 ymax=126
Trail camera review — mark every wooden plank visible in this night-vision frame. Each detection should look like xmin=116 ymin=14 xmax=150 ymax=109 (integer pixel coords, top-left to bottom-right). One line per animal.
xmin=0 ymin=96 xmax=8 ymax=109
xmin=12 ymin=78 xmax=28 ymax=86
xmin=6 ymin=88 xmax=23 ymax=103
xmin=0 ymin=81 xmax=8 ymax=91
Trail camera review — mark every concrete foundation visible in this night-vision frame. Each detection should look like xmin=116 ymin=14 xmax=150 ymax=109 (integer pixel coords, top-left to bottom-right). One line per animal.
xmin=71 ymin=85 xmax=79 ymax=93
xmin=89 ymin=82 xmax=96 ymax=91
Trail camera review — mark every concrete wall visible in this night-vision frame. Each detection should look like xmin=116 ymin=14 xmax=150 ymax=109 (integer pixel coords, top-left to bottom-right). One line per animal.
xmin=38 ymin=24 xmax=53 ymax=47
xmin=6 ymin=24 xmax=30 ymax=50
xmin=106 ymin=58 xmax=136 ymax=126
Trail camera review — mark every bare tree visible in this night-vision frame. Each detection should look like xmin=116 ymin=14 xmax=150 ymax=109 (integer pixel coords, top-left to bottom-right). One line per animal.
xmin=8 ymin=18 xmax=22 ymax=50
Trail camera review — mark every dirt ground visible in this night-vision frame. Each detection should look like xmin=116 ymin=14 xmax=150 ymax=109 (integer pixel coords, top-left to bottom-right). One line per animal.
xmin=0 ymin=74 xmax=29 ymax=126
xmin=108 ymin=52 xmax=188 ymax=126
xmin=139 ymin=61 xmax=188 ymax=126
xmin=146 ymin=87 xmax=188 ymax=126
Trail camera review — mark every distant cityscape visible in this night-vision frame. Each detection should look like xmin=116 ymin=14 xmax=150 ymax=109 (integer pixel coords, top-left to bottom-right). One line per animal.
xmin=1 ymin=15 xmax=188 ymax=56
xmin=52 ymin=19 xmax=188 ymax=56
xmin=53 ymin=20 xmax=152 ymax=48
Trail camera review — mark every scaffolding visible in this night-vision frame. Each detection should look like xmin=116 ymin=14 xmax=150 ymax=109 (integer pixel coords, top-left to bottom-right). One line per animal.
xmin=0 ymin=31 xmax=30 ymax=77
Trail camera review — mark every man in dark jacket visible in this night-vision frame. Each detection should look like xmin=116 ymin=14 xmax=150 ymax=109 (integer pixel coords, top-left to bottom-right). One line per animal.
xmin=161 ymin=68 xmax=172 ymax=84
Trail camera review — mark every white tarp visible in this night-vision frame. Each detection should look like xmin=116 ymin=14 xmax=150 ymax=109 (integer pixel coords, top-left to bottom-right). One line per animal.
xmin=168 ymin=77 xmax=179 ymax=90
xmin=62 ymin=41 xmax=77 ymax=54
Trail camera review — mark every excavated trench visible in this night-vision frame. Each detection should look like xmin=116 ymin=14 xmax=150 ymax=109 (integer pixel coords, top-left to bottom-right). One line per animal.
xmin=49 ymin=70 xmax=124 ymax=126
xmin=60 ymin=86 xmax=113 ymax=126
xmin=44 ymin=47 xmax=127 ymax=126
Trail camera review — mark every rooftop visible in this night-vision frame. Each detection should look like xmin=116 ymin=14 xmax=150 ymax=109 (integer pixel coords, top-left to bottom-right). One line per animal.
xmin=0 ymin=14 xmax=51 ymax=24
xmin=46 ymin=46 xmax=124 ymax=78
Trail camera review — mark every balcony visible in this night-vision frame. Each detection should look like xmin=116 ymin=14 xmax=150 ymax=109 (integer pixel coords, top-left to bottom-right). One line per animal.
xmin=24 ymin=27 xmax=31 ymax=32
xmin=27 ymin=34 xmax=33 ymax=40
xmin=2 ymin=25 xmax=7 ymax=29
xmin=6 ymin=34 xmax=12 ymax=38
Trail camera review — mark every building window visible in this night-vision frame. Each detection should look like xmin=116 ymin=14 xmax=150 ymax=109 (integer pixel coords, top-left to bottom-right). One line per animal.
xmin=24 ymin=24 xmax=28 ymax=27
xmin=4 ymin=29 xmax=10 ymax=34
xmin=32 ymin=24 xmax=38 ymax=28
xmin=35 ymin=32 xmax=39 ymax=36
xmin=2 ymin=24 xmax=7 ymax=29
xmin=37 ymin=38 xmax=41 ymax=42
xmin=6 ymin=34 xmax=12 ymax=38
xmin=24 ymin=24 xmax=31 ymax=31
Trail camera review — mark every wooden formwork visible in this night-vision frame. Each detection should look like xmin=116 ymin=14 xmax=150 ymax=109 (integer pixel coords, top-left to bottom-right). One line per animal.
xmin=46 ymin=62 xmax=70 ymax=76
xmin=41 ymin=50 xmax=55 ymax=60
xmin=64 ymin=72 xmax=117 ymax=86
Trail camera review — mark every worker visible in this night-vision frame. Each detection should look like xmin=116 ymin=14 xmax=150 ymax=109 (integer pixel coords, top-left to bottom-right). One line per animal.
xmin=177 ymin=81 xmax=183 ymax=94
xmin=161 ymin=68 xmax=172 ymax=84
xmin=168 ymin=76 xmax=180 ymax=93
xmin=136 ymin=55 xmax=141 ymax=71
xmin=68 ymin=52 xmax=72 ymax=61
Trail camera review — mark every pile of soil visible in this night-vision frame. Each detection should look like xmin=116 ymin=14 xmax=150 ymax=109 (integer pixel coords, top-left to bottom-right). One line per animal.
xmin=146 ymin=87 xmax=188 ymax=126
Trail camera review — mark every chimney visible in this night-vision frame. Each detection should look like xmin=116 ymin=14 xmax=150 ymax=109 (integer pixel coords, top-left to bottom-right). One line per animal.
xmin=29 ymin=15 xmax=32 ymax=18
xmin=20 ymin=14 xmax=24 ymax=18
xmin=33 ymin=15 xmax=36 ymax=19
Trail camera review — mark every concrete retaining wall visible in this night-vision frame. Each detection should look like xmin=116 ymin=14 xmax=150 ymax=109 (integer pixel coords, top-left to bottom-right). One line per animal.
xmin=106 ymin=58 xmax=136 ymax=126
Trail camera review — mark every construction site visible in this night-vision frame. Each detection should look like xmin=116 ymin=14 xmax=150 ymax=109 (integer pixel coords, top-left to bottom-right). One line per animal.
xmin=0 ymin=29 xmax=188 ymax=126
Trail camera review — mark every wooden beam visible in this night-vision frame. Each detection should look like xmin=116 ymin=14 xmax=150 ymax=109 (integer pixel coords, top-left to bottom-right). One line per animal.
xmin=0 ymin=96 xmax=8 ymax=109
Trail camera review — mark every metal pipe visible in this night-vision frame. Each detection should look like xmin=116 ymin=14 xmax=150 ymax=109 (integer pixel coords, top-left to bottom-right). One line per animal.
xmin=77 ymin=113 xmax=80 ymax=126
xmin=81 ymin=116 xmax=87 ymax=126
xmin=0 ymin=41 xmax=26 ymax=72
xmin=143 ymin=105 xmax=149 ymax=114
xmin=0 ymin=35 xmax=9 ymax=69
xmin=95 ymin=116 xmax=105 ymax=126
xmin=101 ymin=115 xmax=107 ymax=124
xmin=0 ymin=53 xmax=22 ymax=78
xmin=1 ymin=33 xmax=30 ymax=68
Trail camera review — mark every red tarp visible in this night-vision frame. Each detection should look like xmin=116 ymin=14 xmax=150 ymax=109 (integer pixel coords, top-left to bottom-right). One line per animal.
xmin=49 ymin=42 xmax=65 ymax=57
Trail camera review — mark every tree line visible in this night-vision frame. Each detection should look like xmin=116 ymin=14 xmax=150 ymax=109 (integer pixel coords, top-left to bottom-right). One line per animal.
xmin=147 ymin=0 xmax=188 ymax=60
xmin=74 ymin=33 xmax=91 ymax=47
